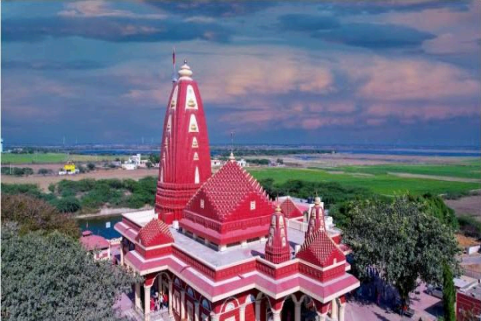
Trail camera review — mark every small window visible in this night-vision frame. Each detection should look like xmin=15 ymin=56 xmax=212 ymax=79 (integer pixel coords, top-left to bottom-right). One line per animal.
xmin=200 ymin=199 xmax=204 ymax=209
xmin=250 ymin=201 xmax=256 ymax=210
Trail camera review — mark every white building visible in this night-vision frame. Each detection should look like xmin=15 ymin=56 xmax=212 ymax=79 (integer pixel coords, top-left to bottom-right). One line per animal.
xmin=237 ymin=159 xmax=249 ymax=167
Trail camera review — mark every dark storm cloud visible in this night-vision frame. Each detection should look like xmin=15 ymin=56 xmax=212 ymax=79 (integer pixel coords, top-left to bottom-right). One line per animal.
xmin=2 ymin=60 xmax=106 ymax=70
xmin=2 ymin=17 xmax=232 ymax=43
xmin=143 ymin=0 xmax=277 ymax=18
xmin=313 ymin=23 xmax=435 ymax=49
xmin=277 ymin=14 xmax=340 ymax=31
xmin=277 ymin=13 xmax=434 ymax=49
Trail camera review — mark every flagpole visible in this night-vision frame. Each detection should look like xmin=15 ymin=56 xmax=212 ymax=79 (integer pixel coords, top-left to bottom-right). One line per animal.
xmin=172 ymin=47 xmax=177 ymax=83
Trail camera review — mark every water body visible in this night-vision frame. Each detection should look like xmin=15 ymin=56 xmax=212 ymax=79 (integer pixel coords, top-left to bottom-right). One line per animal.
xmin=76 ymin=215 xmax=122 ymax=239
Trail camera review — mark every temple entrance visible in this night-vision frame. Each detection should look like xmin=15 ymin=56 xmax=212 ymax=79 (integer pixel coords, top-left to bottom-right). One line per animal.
xmin=300 ymin=296 xmax=317 ymax=321
xmin=281 ymin=297 xmax=295 ymax=321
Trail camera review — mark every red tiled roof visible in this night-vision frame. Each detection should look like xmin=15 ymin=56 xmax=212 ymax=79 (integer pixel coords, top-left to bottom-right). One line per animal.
xmin=136 ymin=219 xmax=174 ymax=247
xmin=186 ymin=160 xmax=270 ymax=221
xmin=296 ymin=229 xmax=344 ymax=267
xmin=279 ymin=197 xmax=304 ymax=218
xmin=80 ymin=234 xmax=110 ymax=251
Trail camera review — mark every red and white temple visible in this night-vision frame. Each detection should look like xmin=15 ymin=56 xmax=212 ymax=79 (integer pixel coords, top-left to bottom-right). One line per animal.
xmin=115 ymin=61 xmax=359 ymax=321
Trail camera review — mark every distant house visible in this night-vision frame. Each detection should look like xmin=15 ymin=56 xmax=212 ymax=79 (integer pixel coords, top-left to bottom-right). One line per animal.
xmin=237 ymin=159 xmax=248 ymax=167
xmin=122 ymin=153 xmax=142 ymax=170
xmin=211 ymin=159 xmax=223 ymax=167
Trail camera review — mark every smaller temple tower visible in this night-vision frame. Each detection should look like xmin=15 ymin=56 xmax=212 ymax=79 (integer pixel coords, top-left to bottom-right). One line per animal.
xmin=306 ymin=196 xmax=326 ymax=237
xmin=265 ymin=204 xmax=291 ymax=264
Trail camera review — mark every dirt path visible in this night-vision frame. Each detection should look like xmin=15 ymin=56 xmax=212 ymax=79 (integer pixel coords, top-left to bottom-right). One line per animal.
xmin=445 ymin=195 xmax=481 ymax=217
xmin=388 ymin=172 xmax=481 ymax=183
xmin=1 ymin=168 xmax=158 ymax=191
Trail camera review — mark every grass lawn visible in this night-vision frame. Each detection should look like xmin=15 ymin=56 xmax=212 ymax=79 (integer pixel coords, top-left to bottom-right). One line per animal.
xmin=329 ymin=163 xmax=481 ymax=179
xmin=1 ymin=153 xmax=124 ymax=164
xmin=248 ymin=167 xmax=480 ymax=196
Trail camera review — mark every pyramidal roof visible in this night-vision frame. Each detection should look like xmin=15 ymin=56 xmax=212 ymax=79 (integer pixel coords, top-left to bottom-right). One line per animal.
xmin=136 ymin=219 xmax=174 ymax=247
xmin=186 ymin=159 xmax=270 ymax=222
xmin=296 ymin=229 xmax=344 ymax=267
xmin=279 ymin=197 xmax=303 ymax=218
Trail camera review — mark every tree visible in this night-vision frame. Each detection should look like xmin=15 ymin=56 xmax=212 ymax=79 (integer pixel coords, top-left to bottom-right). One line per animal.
xmin=443 ymin=263 xmax=456 ymax=321
xmin=87 ymin=162 xmax=96 ymax=171
xmin=148 ymin=153 xmax=160 ymax=164
xmin=146 ymin=161 xmax=153 ymax=168
xmin=1 ymin=194 xmax=80 ymax=238
xmin=344 ymin=196 xmax=459 ymax=309
xmin=1 ymin=223 xmax=141 ymax=320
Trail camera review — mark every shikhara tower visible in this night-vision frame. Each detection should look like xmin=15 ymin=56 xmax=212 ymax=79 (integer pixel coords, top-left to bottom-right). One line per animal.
xmin=155 ymin=61 xmax=212 ymax=223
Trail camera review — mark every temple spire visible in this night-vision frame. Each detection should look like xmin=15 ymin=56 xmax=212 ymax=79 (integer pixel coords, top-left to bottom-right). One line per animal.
xmin=305 ymin=196 xmax=326 ymax=237
xmin=265 ymin=204 xmax=291 ymax=264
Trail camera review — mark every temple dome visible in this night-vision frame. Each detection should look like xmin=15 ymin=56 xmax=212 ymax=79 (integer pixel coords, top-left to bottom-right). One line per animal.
xmin=296 ymin=229 xmax=344 ymax=267
xmin=136 ymin=219 xmax=174 ymax=247
xmin=180 ymin=159 xmax=274 ymax=247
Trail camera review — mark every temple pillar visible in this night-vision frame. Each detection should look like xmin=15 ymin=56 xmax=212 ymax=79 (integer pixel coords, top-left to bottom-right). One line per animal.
xmin=239 ymin=304 xmax=246 ymax=321
xmin=272 ymin=309 xmax=281 ymax=321
xmin=219 ymin=244 xmax=227 ymax=252
xmin=294 ymin=301 xmax=302 ymax=321
xmin=241 ymin=240 xmax=248 ymax=248
xmin=255 ymin=301 xmax=261 ymax=321
xmin=135 ymin=283 xmax=141 ymax=310
xmin=331 ymin=298 xmax=338 ymax=320
xmin=317 ymin=312 xmax=327 ymax=321
xmin=338 ymin=303 xmax=346 ymax=321
xmin=210 ymin=313 xmax=220 ymax=321
xmin=120 ymin=247 xmax=124 ymax=266
xmin=181 ymin=290 xmax=186 ymax=319
xmin=168 ymin=280 xmax=173 ymax=316
xmin=195 ymin=301 xmax=200 ymax=321
xmin=157 ymin=275 xmax=162 ymax=295
xmin=144 ymin=285 xmax=151 ymax=321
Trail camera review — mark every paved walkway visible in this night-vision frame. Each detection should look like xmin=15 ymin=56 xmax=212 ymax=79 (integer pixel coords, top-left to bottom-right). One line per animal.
xmin=346 ymin=283 xmax=442 ymax=321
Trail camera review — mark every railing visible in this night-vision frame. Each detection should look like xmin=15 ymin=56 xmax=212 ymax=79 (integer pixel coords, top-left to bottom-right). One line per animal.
xmin=289 ymin=219 xmax=308 ymax=232
xmin=462 ymin=268 xmax=481 ymax=280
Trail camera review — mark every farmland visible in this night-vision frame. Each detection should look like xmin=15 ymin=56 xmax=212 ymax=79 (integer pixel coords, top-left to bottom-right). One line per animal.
xmin=248 ymin=167 xmax=480 ymax=196
xmin=1 ymin=153 xmax=124 ymax=164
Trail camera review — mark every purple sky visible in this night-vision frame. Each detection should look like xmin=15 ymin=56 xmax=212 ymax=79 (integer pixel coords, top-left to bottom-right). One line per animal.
xmin=2 ymin=1 xmax=480 ymax=146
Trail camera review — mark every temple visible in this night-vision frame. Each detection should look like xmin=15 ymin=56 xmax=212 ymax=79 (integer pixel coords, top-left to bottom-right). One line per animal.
xmin=115 ymin=61 xmax=359 ymax=321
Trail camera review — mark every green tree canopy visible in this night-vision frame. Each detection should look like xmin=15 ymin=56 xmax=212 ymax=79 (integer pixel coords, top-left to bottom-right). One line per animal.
xmin=1 ymin=223 xmax=141 ymax=320
xmin=344 ymin=196 xmax=459 ymax=307
xmin=443 ymin=263 xmax=456 ymax=321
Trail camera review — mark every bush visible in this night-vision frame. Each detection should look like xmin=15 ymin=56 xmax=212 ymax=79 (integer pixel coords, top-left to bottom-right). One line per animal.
xmin=37 ymin=168 xmax=53 ymax=175
xmin=55 ymin=197 xmax=82 ymax=213
xmin=87 ymin=163 xmax=96 ymax=171
xmin=1 ymin=194 xmax=79 ymax=237
xmin=458 ymin=215 xmax=481 ymax=239
xmin=1 ymin=167 xmax=34 ymax=176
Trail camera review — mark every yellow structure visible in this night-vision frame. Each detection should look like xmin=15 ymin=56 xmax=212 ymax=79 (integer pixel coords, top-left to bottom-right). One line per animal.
xmin=64 ymin=162 xmax=76 ymax=172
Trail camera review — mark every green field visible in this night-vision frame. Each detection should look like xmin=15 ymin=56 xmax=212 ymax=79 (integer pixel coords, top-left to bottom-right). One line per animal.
xmin=1 ymin=153 xmax=124 ymax=164
xmin=327 ymin=162 xmax=481 ymax=179
xmin=248 ymin=167 xmax=480 ymax=196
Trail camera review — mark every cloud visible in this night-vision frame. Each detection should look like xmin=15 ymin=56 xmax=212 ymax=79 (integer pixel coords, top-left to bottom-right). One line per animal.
xmin=143 ymin=0 xmax=276 ymax=18
xmin=345 ymin=57 xmax=481 ymax=101
xmin=277 ymin=14 xmax=340 ymax=31
xmin=2 ymin=60 xmax=106 ymax=70
xmin=366 ymin=103 xmax=480 ymax=122
xmin=58 ymin=1 xmax=166 ymax=19
xmin=313 ymin=23 xmax=434 ymax=49
xmin=2 ymin=17 xmax=232 ymax=43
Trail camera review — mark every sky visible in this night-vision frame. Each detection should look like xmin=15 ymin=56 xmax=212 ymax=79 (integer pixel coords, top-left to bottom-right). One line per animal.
xmin=2 ymin=0 xmax=480 ymax=147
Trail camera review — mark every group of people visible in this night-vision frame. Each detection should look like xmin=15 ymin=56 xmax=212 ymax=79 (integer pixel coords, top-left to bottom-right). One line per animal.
xmin=150 ymin=291 xmax=168 ymax=312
